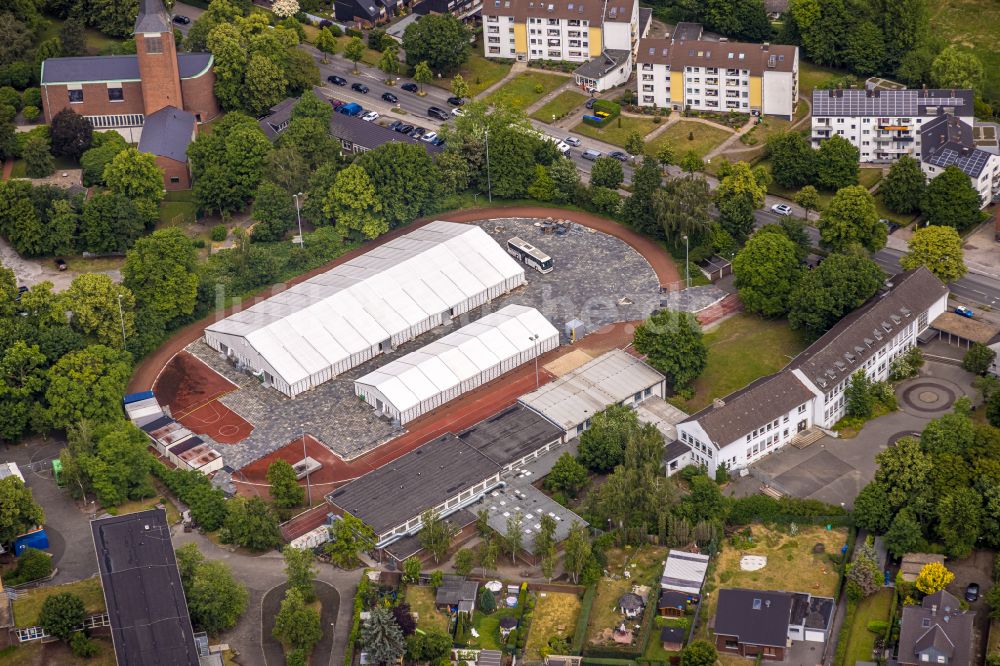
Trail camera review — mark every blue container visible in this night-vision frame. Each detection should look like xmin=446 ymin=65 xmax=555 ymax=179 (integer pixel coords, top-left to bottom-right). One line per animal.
xmin=14 ymin=528 xmax=49 ymax=556
xmin=123 ymin=390 xmax=155 ymax=405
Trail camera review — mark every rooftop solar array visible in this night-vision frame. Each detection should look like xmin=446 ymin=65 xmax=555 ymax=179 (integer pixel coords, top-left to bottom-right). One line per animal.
xmin=811 ymin=89 xmax=973 ymax=117
xmin=926 ymin=146 xmax=993 ymax=177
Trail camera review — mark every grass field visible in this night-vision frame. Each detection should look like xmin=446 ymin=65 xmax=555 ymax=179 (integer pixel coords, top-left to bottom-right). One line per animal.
xmin=486 ymin=71 xmax=569 ymax=111
xmin=62 ymin=255 xmax=126 ymax=272
xmin=108 ymin=492 xmax=181 ymax=525
xmin=0 ymin=638 xmax=116 ymax=666
xmin=531 ymin=91 xmax=588 ymax=123
xmin=798 ymin=60 xmax=846 ymax=96
xmin=587 ymin=545 xmax=666 ymax=645
xmin=672 ymin=314 xmax=809 ymax=413
xmin=39 ymin=15 xmax=124 ymax=56
xmin=841 ymin=589 xmax=893 ymax=665
xmin=646 ymin=120 xmax=732 ymax=159
xmin=406 ymin=585 xmax=450 ymax=633
xmin=468 ymin=608 xmax=519 ymax=651
xmin=432 ymin=53 xmax=514 ymax=97
xmin=573 ymin=116 xmax=660 ymax=148
xmin=930 ymin=0 xmax=1000 ymax=105
xmin=335 ymin=36 xmax=383 ymax=67
xmin=13 ymin=577 xmax=106 ymax=628
xmin=525 ymin=592 xmax=582 ymax=660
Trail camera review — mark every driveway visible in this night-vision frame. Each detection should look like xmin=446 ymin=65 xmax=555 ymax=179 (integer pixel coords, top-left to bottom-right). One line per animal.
xmin=944 ymin=549 xmax=992 ymax=666
xmin=261 ymin=580 xmax=340 ymax=666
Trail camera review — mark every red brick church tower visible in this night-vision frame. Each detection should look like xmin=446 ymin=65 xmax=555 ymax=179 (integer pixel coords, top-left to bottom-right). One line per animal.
xmin=134 ymin=0 xmax=184 ymax=116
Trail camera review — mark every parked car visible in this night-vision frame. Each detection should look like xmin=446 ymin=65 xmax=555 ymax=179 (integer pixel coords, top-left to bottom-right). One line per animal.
xmin=401 ymin=82 xmax=419 ymax=93
xmin=451 ymin=107 xmax=465 ymax=117
xmin=879 ymin=218 xmax=901 ymax=234
xmin=564 ymin=136 xmax=581 ymax=147
xmin=172 ymin=15 xmax=190 ymax=25
xmin=382 ymin=92 xmax=398 ymax=104
xmin=362 ymin=111 xmax=380 ymax=122
xmin=427 ymin=106 xmax=449 ymax=121
xmin=388 ymin=119 xmax=403 ymax=131
xmin=431 ymin=137 xmax=445 ymax=146
xmin=955 ymin=305 xmax=975 ymax=318
xmin=447 ymin=96 xmax=465 ymax=106
xmin=329 ymin=99 xmax=345 ymax=110
xmin=327 ymin=75 xmax=347 ymax=86
xmin=339 ymin=102 xmax=363 ymax=117
xmin=351 ymin=83 xmax=370 ymax=94
xmin=585 ymin=98 xmax=596 ymax=109
xmin=771 ymin=203 xmax=792 ymax=216
xmin=421 ymin=131 xmax=438 ymax=143
xmin=581 ymin=149 xmax=602 ymax=161
xmin=15 ymin=286 xmax=27 ymax=301
xmin=55 ymin=258 xmax=67 ymax=271
xmin=395 ymin=123 xmax=415 ymax=134
xmin=410 ymin=126 xmax=427 ymax=138
xmin=609 ymin=151 xmax=630 ymax=162
xmin=966 ymin=583 xmax=980 ymax=602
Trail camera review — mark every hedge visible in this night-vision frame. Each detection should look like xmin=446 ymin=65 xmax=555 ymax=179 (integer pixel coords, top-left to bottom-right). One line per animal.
xmin=582 ymin=658 xmax=638 ymax=666
xmin=345 ymin=573 xmax=371 ymax=666
xmin=571 ymin=586 xmax=597 ymax=654
xmin=582 ymin=100 xmax=620 ymax=128
xmin=725 ymin=494 xmax=849 ymax=526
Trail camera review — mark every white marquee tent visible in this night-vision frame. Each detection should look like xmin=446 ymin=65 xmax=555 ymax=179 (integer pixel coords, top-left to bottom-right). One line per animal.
xmin=203 ymin=222 xmax=526 ymax=397
xmin=354 ymin=305 xmax=559 ymax=424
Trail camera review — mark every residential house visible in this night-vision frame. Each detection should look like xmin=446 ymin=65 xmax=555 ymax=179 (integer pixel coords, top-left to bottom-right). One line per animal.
xmin=714 ymin=589 xmax=834 ymax=660
xmin=660 ymin=550 xmax=710 ymax=602
xmin=334 ymin=0 xmax=387 ymax=26
xmin=920 ymin=113 xmax=1000 ymax=208
xmin=635 ymin=23 xmax=799 ymax=119
xmin=618 ymin=592 xmax=645 ymax=618
xmin=435 ymin=575 xmax=479 ymax=615
xmin=897 ymin=590 xmax=974 ymax=666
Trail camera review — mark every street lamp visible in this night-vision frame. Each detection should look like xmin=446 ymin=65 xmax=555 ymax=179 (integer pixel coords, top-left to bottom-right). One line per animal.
xmin=293 ymin=192 xmax=305 ymax=248
xmin=116 ymin=293 xmax=126 ymax=347
xmin=529 ymin=334 xmax=540 ymax=387
xmin=682 ymin=234 xmax=690 ymax=289
xmin=485 ymin=128 xmax=492 ymax=203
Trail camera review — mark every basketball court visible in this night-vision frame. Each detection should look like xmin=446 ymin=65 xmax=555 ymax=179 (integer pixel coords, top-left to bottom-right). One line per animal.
xmin=154 ymin=351 xmax=254 ymax=445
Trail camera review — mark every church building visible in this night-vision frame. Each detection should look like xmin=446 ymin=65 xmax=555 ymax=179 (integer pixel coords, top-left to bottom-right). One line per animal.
xmin=39 ymin=0 xmax=220 ymax=189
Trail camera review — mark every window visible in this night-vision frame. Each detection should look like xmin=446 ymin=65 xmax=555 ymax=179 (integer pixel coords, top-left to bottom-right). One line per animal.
xmin=69 ymin=89 xmax=84 ymax=103
xmin=145 ymin=35 xmax=163 ymax=54
xmin=169 ymin=176 xmax=180 ymax=183
xmin=798 ymin=404 xmax=806 ymax=414
xmin=107 ymin=86 xmax=123 ymax=101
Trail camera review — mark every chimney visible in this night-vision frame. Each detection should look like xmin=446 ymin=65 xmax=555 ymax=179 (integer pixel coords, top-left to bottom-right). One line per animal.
xmin=713 ymin=398 xmax=725 ymax=409
xmin=931 ymin=604 xmax=937 ymax=616
xmin=762 ymin=42 xmax=769 ymax=51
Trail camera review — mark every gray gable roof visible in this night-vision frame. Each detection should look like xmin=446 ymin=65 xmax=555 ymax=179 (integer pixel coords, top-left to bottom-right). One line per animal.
xmin=714 ymin=589 xmax=792 ymax=648
xmin=41 ymin=52 xmax=213 ymax=85
xmin=135 ymin=0 xmax=172 ymax=34
xmin=327 ymin=111 xmax=442 ymax=154
xmin=899 ymin=590 xmax=973 ymax=666
xmin=921 ymin=114 xmax=995 ymax=178
xmin=138 ymin=106 xmax=195 ymax=163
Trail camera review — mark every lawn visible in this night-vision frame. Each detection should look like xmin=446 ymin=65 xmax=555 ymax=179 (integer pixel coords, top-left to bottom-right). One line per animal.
xmin=645 ymin=120 xmax=732 ymax=159
xmin=406 ymin=585 xmax=450 ymax=633
xmin=573 ymin=116 xmax=660 ymax=148
xmin=0 ymin=638 xmax=116 ymax=665
xmin=335 ymin=37 xmax=383 ymax=67
xmin=62 ymin=255 xmax=126 ymax=272
xmin=671 ymin=314 xmax=809 ymax=413
xmin=39 ymin=15 xmax=124 ymax=56
xmin=486 ymin=71 xmax=570 ymax=111
xmin=159 ymin=199 xmax=197 ymax=227
xmin=108 ymin=491 xmax=181 ymax=525
xmin=524 ymin=591 xmax=582 ymax=660
xmin=530 ymin=91 xmax=588 ymax=123
xmin=798 ymin=60 xmax=845 ymax=96
xmin=430 ymin=53 xmax=513 ymax=98
xmin=841 ymin=589 xmax=893 ymax=665
xmin=930 ymin=0 xmax=1000 ymax=106
xmin=587 ymin=545 xmax=666 ymax=645
xmin=761 ymin=162 xmax=904 ymax=221
xmin=13 ymin=577 xmax=106 ymax=628
xmin=467 ymin=608 xmax=519 ymax=651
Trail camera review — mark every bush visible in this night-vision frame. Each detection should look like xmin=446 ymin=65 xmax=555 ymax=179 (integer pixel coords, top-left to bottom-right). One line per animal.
xmin=69 ymin=632 xmax=99 ymax=657
xmin=210 ymin=224 xmax=228 ymax=241
xmin=6 ymin=548 xmax=53 ymax=585
xmin=21 ymin=105 xmax=40 ymax=122
xmin=867 ymin=619 xmax=889 ymax=634
xmin=582 ymin=100 xmax=621 ymax=128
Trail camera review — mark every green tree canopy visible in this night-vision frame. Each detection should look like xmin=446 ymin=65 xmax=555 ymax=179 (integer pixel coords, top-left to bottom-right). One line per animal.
xmin=715 ymin=161 xmax=767 ymax=241
xmin=361 ymin=606 xmax=406 ymax=666
xmin=122 ymin=228 xmax=199 ymax=326
xmin=930 ymin=46 xmax=984 ymax=89
xmin=45 ymin=345 xmax=131 ymax=429
xmin=788 ymin=252 xmax=885 ymax=336
xmin=590 ymin=156 xmax=624 ymax=190
xmin=326 ymin=512 xmax=375 ymax=567
xmin=402 ymin=13 xmax=470 ymax=73
xmin=188 ymin=112 xmax=273 ymax=216
xmin=0 ymin=476 xmax=45 ymax=544
xmin=324 ymin=163 xmax=385 ymax=240
xmin=633 ymin=309 xmax=707 ymax=391
xmin=283 ymin=546 xmax=317 ymax=601
xmin=732 ymin=231 xmax=802 ymax=317
xmin=418 ymin=509 xmax=456 ymax=564
xmin=921 ymin=165 xmax=984 ymax=231
xmin=577 ymin=405 xmax=641 ymax=473
xmin=816 ymin=136 xmax=860 ymax=191
xmin=186 ymin=558 xmax=249 ymax=634
xmin=274 ymin=587 xmax=323 ymax=652
xmin=224 ymin=496 xmax=281 ymax=551
xmin=880 ymin=155 xmax=925 ymax=215
xmin=103 ymin=147 xmax=164 ymax=203
xmin=544 ymin=452 xmax=589 ymax=497
xmin=49 ymin=108 xmax=93 ymax=160
xmin=900 ymin=225 xmax=966 ymax=283
xmin=38 ymin=592 xmax=85 ymax=641
xmin=267 ymin=459 xmax=305 ymax=509
xmin=767 ymin=131 xmax=817 ymax=189
xmin=356 ymin=142 xmax=438 ymax=230
xmin=817 ymin=185 xmax=886 ymax=253
xmin=62 ymin=274 xmax=135 ymax=348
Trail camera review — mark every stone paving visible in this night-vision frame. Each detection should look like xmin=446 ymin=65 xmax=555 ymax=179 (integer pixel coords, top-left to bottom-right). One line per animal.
xmin=185 ymin=218 xmax=660 ymax=470
xmin=660 ymin=284 xmax=728 ymax=313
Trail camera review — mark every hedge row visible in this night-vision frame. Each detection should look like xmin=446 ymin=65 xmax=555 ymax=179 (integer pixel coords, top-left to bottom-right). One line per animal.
xmin=582 ymin=100 xmax=620 ymax=128
xmin=571 ymin=586 xmax=597 ymax=654
xmin=345 ymin=573 xmax=372 ymax=666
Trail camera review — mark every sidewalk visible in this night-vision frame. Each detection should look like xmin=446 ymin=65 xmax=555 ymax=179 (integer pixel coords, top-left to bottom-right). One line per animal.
xmin=474 ymin=60 xmax=527 ymax=100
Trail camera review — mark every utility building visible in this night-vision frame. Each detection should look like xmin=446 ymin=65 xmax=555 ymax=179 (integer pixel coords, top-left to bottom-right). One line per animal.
xmin=203 ymin=222 xmax=526 ymax=397
xmin=354 ymin=305 xmax=559 ymax=424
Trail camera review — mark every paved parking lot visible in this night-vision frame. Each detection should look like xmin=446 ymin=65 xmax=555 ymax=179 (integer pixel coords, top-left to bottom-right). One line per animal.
xmin=944 ymin=549 xmax=993 ymax=666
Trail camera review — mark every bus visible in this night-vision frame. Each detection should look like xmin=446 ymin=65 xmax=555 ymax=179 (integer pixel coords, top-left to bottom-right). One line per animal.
xmin=507 ymin=237 xmax=553 ymax=274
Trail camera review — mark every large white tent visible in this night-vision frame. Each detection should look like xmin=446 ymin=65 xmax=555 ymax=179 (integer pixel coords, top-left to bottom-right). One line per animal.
xmin=354 ymin=305 xmax=559 ymax=424
xmin=203 ymin=222 xmax=526 ymax=397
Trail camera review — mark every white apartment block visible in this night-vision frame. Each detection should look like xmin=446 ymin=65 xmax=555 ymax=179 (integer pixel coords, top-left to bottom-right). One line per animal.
xmin=676 ymin=268 xmax=949 ymax=479
xmin=635 ymin=23 xmax=799 ymax=119
xmin=920 ymin=114 xmax=1000 ymax=208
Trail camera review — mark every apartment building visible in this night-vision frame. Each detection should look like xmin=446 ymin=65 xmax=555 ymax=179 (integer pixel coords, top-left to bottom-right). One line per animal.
xmin=482 ymin=0 xmax=645 ymax=90
xmin=810 ymin=88 xmax=973 ymax=161
xmin=676 ymin=268 xmax=948 ymax=478
xmin=635 ymin=23 xmax=798 ymax=119
xmin=921 ymin=113 xmax=1000 ymax=207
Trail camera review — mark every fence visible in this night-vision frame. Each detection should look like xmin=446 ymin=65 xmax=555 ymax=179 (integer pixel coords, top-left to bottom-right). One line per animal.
xmin=15 ymin=613 xmax=110 ymax=643
xmin=582 ymin=101 xmax=621 ymax=129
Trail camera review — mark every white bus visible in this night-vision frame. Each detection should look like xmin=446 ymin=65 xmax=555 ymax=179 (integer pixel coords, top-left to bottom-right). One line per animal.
xmin=507 ymin=237 xmax=553 ymax=274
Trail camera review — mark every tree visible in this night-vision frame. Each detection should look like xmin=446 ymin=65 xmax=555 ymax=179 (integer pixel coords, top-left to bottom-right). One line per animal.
xmin=324 ymin=164 xmax=384 ymax=239
xmin=267 ymin=460 xmax=305 ymax=509
xmin=547 ymin=157 xmax=579 ymax=203
xmin=477 ymin=585 xmax=497 ymax=614
xmin=874 ymin=436 xmax=930 ymax=508
xmin=49 ymin=108 xmax=93 ymax=160
xmin=80 ymin=191 xmax=153 ymax=253
xmin=633 ymin=310 xmax=707 ymax=391
xmin=680 ymin=639 xmax=718 ymax=666
xmin=401 ymin=556 xmax=421 ymax=584
xmin=988 ymin=390 xmax=1000 ymax=428
xmin=23 ymin=134 xmax=54 ymax=179
xmin=915 ymin=562 xmax=955 ymax=595
xmin=0 ymin=476 xmax=45 ymax=544
xmin=504 ymin=510 xmax=524 ymax=563
xmin=186 ymin=559 xmax=249 ymax=633
xmin=898 ymin=225 xmax=966 ymax=283
xmin=244 ymin=53 xmax=288 ymax=117
xmin=80 ymin=131 xmax=128 ymax=186
xmin=188 ymin=112 xmax=272 ymax=216
xmin=844 ymin=370 xmax=875 ymax=419
xmin=274 ymin=588 xmax=323 ymax=652
xmin=964 ymin=343 xmax=997 ymax=376
xmin=715 ymin=161 xmax=767 ymax=241
xmin=881 ymin=155 xmax=925 ymax=215
xmin=284 ymin=546 xmax=317 ymax=601
xmin=768 ymin=132 xmax=816 ymax=189
xmin=885 ymin=507 xmax=923 ymax=558
xmin=46 ymin=199 xmax=78 ymax=256
xmin=0 ymin=341 xmax=48 ymax=442
xmin=356 ymin=142 xmax=437 ymax=229
xmin=361 ymin=606 xmax=406 ymax=666
xmin=816 ymin=136 xmax=860 ymax=191
xmin=63 ymin=274 xmax=135 ymax=347
xmin=527 ymin=164 xmax=557 ymax=202
xmin=413 ymin=60 xmax=432 ymax=94
xmin=224 ymin=496 xmax=281 ymax=551
xmin=930 ymin=46 xmax=984 ymax=89
xmin=545 ymin=452 xmax=589 ymax=497
xmin=272 ymin=0 xmax=300 ymax=18
xmin=921 ymin=165 xmax=983 ymax=231
xmin=562 ymin=521 xmax=591 ymax=584
xmin=326 ymin=512 xmax=375 ymax=567
xmin=577 ymin=405 xmax=639 ymax=472
xmin=843 ymin=21 xmax=885 ymax=76
xmin=451 ymin=74 xmax=470 ymax=100
xmin=622 ymin=155 xmax=662 ymax=236
xmin=103 ymin=147 xmax=164 ymax=202
xmin=846 ymin=538 xmax=882 ymax=599
xmin=45 ymin=345 xmax=131 ymax=429
xmin=937 ymin=487 xmax=981 ymax=558
xmin=789 ymin=253 xmax=885 ymax=336
xmin=818 ymin=185 xmax=885 ymax=253
xmin=624 ymin=131 xmax=645 ymax=157
xmin=38 ymin=592 xmax=85 ymax=641
xmin=590 ymin=156 xmax=624 ymax=190
xmin=793 ymin=185 xmax=820 ymax=222
xmin=476 ymin=537 xmax=499 ymax=576
xmin=378 ymin=42 xmax=400 ymax=83
xmin=122 ymin=228 xmax=199 ymax=326
xmin=251 ymin=180 xmax=295 ymax=242
xmin=392 ymin=602 xmax=417 ymax=637
xmin=315 ymin=27 xmax=338 ymax=63
xmin=402 ymin=13 xmax=470 ymax=73
xmin=344 ymin=36 xmax=365 ymax=73
xmin=852 ymin=482 xmax=892 ymax=533
xmin=454 ymin=548 xmax=475 ymax=577
xmin=732 ymin=231 xmax=802 ymax=317
xmin=406 ymin=629 xmax=452 ymax=663
xmin=418 ymin=509 xmax=456 ymax=564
